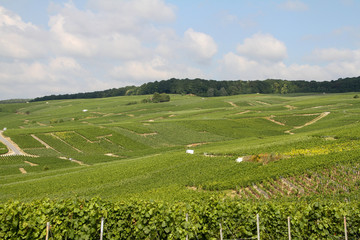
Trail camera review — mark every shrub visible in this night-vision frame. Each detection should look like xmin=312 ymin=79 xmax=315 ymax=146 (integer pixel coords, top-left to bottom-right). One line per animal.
xmin=152 ymin=92 xmax=170 ymax=103
xmin=126 ymin=101 xmax=138 ymax=105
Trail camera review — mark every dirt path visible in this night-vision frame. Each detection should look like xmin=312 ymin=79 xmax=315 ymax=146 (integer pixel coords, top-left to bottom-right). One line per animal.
xmin=0 ymin=131 xmax=34 ymax=156
xmin=236 ymin=110 xmax=250 ymax=115
xmin=139 ymin=132 xmax=157 ymax=137
xmin=24 ymin=161 xmax=38 ymax=166
xmin=105 ymin=153 xmax=119 ymax=157
xmin=264 ymin=116 xmax=285 ymax=126
xmin=59 ymin=156 xmax=89 ymax=166
xmin=256 ymin=101 xmax=270 ymax=105
xmin=186 ymin=142 xmax=207 ymax=147
xmin=31 ymin=134 xmax=51 ymax=149
xmin=19 ymin=168 xmax=27 ymax=174
xmin=226 ymin=101 xmax=238 ymax=107
xmin=285 ymin=112 xmax=330 ymax=134
xmin=50 ymin=133 xmax=82 ymax=153
xmin=31 ymin=134 xmax=61 ymax=153
xmin=70 ymin=158 xmax=88 ymax=166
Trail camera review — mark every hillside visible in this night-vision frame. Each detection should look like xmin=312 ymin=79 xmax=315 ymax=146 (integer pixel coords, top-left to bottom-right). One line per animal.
xmin=2 ymin=93 xmax=360 ymax=238
xmin=1 ymin=92 xmax=360 ymax=202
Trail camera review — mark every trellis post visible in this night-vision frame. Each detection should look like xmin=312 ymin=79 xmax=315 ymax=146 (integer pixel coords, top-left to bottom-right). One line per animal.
xmin=257 ymin=214 xmax=260 ymax=240
xmin=344 ymin=216 xmax=348 ymax=240
xmin=45 ymin=222 xmax=50 ymax=240
xmin=219 ymin=222 xmax=223 ymax=240
xmin=186 ymin=213 xmax=189 ymax=240
xmin=288 ymin=216 xmax=291 ymax=240
xmin=100 ymin=217 xmax=104 ymax=240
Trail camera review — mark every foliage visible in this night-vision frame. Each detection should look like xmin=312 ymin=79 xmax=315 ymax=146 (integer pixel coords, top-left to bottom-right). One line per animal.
xmin=1 ymin=198 xmax=360 ymax=239
xmin=0 ymin=141 xmax=8 ymax=154
xmin=31 ymin=76 xmax=360 ymax=101
xmin=152 ymin=92 xmax=171 ymax=103
xmin=126 ymin=101 xmax=138 ymax=105
xmin=2 ymin=92 xmax=360 ymax=237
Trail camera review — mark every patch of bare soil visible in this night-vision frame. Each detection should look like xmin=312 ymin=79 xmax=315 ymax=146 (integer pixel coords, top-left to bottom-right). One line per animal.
xmin=187 ymin=186 xmax=198 ymax=191
xmin=169 ymin=114 xmax=176 ymax=117
xmin=19 ymin=168 xmax=27 ymax=174
xmin=281 ymin=178 xmax=304 ymax=194
xmin=24 ymin=161 xmax=38 ymax=166
xmin=203 ymin=153 xmax=217 ymax=157
xmin=90 ymin=111 xmax=105 ymax=115
xmin=253 ymin=185 xmax=270 ymax=199
xmin=285 ymin=105 xmax=296 ymax=110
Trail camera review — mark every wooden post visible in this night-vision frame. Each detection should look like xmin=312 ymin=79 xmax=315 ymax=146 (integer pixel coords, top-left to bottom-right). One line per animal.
xmin=185 ymin=213 xmax=189 ymax=240
xmin=100 ymin=217 xmax=104 ymax=240
xmin=257 ymin=214 xmax=260 ymax=240
xmin=45 ymin=222 xmax=50 ymax=240
xmin=344 ymin=216 xmax=348 ymax=240
xmin=288 ymin=216 xmax=291 ymax=240
xmin=219 ymin=223 xmax=223 ymax=240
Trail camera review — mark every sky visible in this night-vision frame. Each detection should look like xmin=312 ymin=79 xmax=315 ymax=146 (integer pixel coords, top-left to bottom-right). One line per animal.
xmin=0 ymin=0 xmax=359 ymax=100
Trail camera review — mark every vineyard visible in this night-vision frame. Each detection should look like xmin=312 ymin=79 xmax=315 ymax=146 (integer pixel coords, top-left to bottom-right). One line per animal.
xmin=2 ymin=198 xmax=360 ymax=239
xmin=1 ymin=92 xmax=360 ymax=238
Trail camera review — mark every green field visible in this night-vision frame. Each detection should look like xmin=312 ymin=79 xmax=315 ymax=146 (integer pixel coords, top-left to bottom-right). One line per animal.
xmin=1 ymin=93 xmax=360 ymax=238
xmin=1 ymin=93 xmax=360 ymax=201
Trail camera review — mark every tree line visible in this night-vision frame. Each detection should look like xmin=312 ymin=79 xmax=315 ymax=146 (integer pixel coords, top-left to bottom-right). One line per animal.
xmin=31 ymin=76 xmax=360 ymax=102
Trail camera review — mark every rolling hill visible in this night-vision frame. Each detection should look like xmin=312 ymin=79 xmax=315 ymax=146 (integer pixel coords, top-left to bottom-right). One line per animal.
xmin=1 ymin=92 xmax=360 ymax=238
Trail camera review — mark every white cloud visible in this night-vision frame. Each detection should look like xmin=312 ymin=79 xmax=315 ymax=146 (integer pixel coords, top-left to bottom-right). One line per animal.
xmin=88 ymin=0 xmax=175 ymax=23
xmin=110 ymin=56 xmax=205 ymax=83
xmin=236 ymin=33 xmax=287 ymax=62
xmin=0 ymin=1 xmax=185 ymax=99
xmin=309 ymin=48 xmax=356 ymax=62
xmin=0 ymin=6 xmax=48 ymax=59
xmin=218 ymin=48 xmax=360 ymax=81
xmin=1 ymin=1 xmax=359 ymax=100
xmin=110 ymin=57 xmax=171 ymax=81
xmin=49 ymin=14 xmax=96 ymax=57
xmin=279 ymin=0 xmax=308 ymax=11
xmin=183 ymin=28 xmax=218 ymax=63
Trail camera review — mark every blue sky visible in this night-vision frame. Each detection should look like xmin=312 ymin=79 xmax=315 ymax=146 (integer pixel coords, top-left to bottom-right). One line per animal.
xmin=0 ymin=0 xmax=359 ymax=99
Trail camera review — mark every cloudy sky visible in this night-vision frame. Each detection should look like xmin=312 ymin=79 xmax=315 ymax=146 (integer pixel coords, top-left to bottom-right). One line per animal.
xmin=0 ymin=0 xmax=359 ymax=99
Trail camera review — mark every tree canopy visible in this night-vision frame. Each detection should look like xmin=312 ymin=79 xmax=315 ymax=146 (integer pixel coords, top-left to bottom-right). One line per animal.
xmin=31 ymin=76 xmax=360 ymax=102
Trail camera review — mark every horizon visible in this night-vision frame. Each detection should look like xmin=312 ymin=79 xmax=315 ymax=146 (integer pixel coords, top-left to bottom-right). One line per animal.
xmin=0 ymin=0 xmax=359 ymax=100
xmin=1 ymin=76 xmax=359 ymax=101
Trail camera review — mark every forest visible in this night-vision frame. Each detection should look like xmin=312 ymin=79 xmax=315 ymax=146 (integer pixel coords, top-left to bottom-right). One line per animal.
xmin=31 ymin=76 xmax=360 ymax=101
